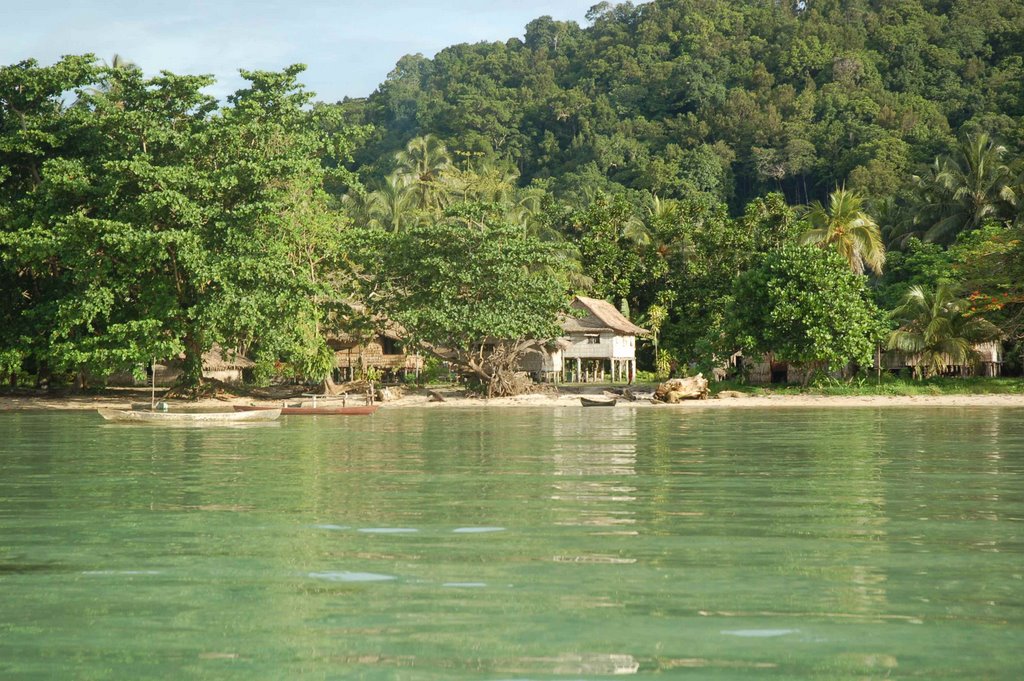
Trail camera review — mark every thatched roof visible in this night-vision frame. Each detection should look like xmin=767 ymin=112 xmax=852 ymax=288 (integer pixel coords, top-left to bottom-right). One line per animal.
xmin=325 ymin=301 xmax=411 ymax=350
xmin=561 ymin=296 xmax=649 ymax=336
xmin=201 ymin=344 xmax=254 ymax=370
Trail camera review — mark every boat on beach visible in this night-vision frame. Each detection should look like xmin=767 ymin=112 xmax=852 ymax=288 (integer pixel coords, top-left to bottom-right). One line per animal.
xmin=580 ymin=395 xmax=617 ymax=407
xmin=98 ymin=408 xmax=282 ymax=423
xmin=233 ymin=404 xmax=379 ymax=416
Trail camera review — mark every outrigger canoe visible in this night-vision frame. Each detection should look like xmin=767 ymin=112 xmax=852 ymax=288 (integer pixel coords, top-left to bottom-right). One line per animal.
xmin=233 ymin=404 xmax=379 ymax=416
xmin=98 ymin=408 xmax=282 ymax=423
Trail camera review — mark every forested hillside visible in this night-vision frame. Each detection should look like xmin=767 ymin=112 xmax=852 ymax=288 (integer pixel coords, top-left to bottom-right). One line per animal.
xmin=343 ymin=0 xmax=1023 ymax=210
xmin=330 ymin=0 xmax=1023 ymax=378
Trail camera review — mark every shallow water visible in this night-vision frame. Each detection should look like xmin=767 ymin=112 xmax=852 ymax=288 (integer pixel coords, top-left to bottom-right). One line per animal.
xmin=1 ymin=406 xmax=1022 ymax=679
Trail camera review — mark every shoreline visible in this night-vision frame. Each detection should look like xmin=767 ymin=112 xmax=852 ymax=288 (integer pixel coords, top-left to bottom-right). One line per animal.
xmin=2 ymin=390 xmax=1024 ymax=412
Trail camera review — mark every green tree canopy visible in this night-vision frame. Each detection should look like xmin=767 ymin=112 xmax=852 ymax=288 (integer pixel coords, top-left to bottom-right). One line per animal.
xmin=346 ymin=202 xmax=571 ymax=396
xmin=728 ymin=245 xmax=885 ymax=378
xmin=0 ymin=61 xmax=358 ymax=390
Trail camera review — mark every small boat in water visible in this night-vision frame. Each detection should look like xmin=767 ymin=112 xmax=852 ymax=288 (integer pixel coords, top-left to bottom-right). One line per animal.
xmin=233 ymin=404 xmax=379 ymax=416
xmin=98 ymin=408 xmax=282 ymax=424
xmin=580 ymin=396 xmax=617 ymax=407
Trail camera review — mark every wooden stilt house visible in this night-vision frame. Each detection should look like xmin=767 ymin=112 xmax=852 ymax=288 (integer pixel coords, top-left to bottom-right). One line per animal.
xmin=523 ymin=296 xmax=648 ymax=383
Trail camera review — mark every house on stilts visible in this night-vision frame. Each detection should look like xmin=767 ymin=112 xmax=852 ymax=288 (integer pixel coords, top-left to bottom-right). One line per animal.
xmin=521 ymin=296 xmax=649 ymax=383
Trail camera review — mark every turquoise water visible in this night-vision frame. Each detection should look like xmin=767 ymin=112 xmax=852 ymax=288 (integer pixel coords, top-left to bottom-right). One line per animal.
xmin=1 ymin=406 xmax=1022 ymax=679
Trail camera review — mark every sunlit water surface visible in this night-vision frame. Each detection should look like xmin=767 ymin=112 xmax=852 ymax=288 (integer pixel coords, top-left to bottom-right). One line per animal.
xmin=1 ymin=406 xmax=1022 ymax=679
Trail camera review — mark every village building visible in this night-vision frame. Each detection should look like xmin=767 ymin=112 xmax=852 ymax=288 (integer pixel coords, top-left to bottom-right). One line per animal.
xmin=880 ymin=340 xmax=1003 ymax=378
xmin=723 ymin=340 xmax=1005 ymax=384
xmin=106 ymin=344 xmax=254 ymax=386
xmin=329 ymin=331 xmax=423 ymax=381
xmin=522 ymin=296 xmax=649 ymax=383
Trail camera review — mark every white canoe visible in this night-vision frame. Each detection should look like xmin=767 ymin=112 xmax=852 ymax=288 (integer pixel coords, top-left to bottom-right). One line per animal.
xmin=98 ymin=408 xmax=282 ymax=423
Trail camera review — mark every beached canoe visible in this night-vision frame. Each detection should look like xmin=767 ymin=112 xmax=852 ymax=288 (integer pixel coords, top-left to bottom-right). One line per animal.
xmin=98 ymin=408 xmax=282 ymax=423
xmin=580 ymin=396 xmax=617 ymax=407
xmin=233 ymin=404 xmax=379 ymax=416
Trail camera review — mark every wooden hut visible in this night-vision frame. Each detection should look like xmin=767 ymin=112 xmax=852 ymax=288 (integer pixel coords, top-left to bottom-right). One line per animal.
xmin=525 ymin=296 xmax=648 ymax=383
xmin=329 ymin=331 xmax=423 ymax=380
xmin=880 ymin=340 xmax=1003 ymax=377
xmin=199 ymin=345 xmax=255 ymax=384
xmin=105 ymin=344 xmax=254 ymax=386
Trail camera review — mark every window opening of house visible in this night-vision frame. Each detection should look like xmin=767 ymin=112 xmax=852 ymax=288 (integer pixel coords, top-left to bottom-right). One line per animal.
xmin=586 ymin=334 xmax=600 ymax=344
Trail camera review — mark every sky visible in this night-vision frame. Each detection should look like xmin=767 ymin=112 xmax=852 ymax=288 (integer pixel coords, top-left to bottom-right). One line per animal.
xmin=2 ymin=0 xmax=602 ymax=103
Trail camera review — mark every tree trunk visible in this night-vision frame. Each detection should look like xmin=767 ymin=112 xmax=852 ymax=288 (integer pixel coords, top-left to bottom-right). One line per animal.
xmin=181 ymin=334 xmax=205 ymax=394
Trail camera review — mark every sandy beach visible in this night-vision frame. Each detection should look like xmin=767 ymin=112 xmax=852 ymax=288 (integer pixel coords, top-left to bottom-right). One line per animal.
xmin=2 ymin=388 xmax=1023 ymax=412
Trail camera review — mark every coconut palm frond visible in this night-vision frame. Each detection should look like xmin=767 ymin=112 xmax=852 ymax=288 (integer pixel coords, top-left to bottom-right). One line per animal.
xmin=887 ymin=329 xmax=924 ymax=353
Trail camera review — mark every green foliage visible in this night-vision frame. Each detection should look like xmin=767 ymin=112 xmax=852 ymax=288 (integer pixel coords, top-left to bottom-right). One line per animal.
xmin=0 ymin=59 xmax=359 ymax=390
xmin=729 ymin=246 xmax=885 ymax=373
xmin=798 ymin=188 xmax=886 ymax=275
xmin=887 ymin=284 xmax=1002 ymax=379
xmin=345 ymin=0 xmax=1024 ymax=212
xmin=346 ymin=202 xmax=571 ymax=393
xmin=6 ymin=0 xmax=1024 ymax=388
xmin=874 ymin=238 xmax=958 ymax=311
xmin=896 ymin=133 xmax=1019 ymax=245
xmin=713 ymin=376 xmax=1024 ymax=397
xmin=543 ymin=193 xmax=655 ymax=304
xmin=949 ymin=224 xmax=1024 ymax=342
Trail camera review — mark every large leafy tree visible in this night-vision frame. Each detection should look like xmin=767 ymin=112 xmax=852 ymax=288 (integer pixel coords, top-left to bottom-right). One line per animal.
xmin=728 ymin=245 xmax=885 ymax=380
xmin=948 ymin=224 xmax=1024 ymax=362
xmin=347 ymin=202 xmax=570 ymax=396
xmin=0 ymin=56 xmax=100 ymax=384
xmin=887 ymin=284 xmax=1001 ymax=379
xmin=1 ymin=61 xmax=354 ymax=390
xmin=543 ymin=193 xmax=657 ymax=307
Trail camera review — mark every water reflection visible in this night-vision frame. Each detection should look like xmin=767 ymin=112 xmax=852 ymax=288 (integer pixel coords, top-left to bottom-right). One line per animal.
xmin=1 ymin=408 xmax=1023 ymax=679
xmin=549 ymin=408 xmax=638 ymax=531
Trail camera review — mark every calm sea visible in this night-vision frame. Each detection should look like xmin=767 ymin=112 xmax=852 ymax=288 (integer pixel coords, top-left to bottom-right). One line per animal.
xmin=1 ymin=406 xmax=1022 ymax=679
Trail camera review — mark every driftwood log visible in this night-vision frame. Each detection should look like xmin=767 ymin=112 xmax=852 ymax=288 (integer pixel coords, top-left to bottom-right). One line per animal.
xmin=654 ymin=374 xmax=709 ymax=403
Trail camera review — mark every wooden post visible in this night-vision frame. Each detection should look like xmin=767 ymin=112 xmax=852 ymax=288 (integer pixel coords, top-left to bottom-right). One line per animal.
xmin=875 ymin=343 xmax=881 ymax=385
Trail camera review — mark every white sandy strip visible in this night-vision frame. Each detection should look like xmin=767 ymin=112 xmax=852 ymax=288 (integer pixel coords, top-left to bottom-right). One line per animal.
xmin=2 ymin=392 xmax=1023 ymax=411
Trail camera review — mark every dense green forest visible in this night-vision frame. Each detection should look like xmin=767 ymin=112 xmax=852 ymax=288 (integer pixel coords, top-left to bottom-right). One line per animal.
xmin=1 ymin=0 xmax=1022 ymax=394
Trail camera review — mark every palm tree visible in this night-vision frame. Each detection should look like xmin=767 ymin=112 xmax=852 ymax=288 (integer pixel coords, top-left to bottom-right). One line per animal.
xmin=887 ymin=284 xmax=1000 ymax=379
xmin=340 ymin=190 xmax=381 ymax=229
xmin=799 ymin=188 xmax=885 ymax=275
xmin=393 ymin=135 xmax=451 ymax=212
xmin=74 ymin=53 xmax=141 ymax=108
xmin=439 ymin=157 xmax=520 ymax=207
xmin=906 ymin=133 xmax=1017 ymax=244
xmin=373 ymin=173 xmax=416 ymax=232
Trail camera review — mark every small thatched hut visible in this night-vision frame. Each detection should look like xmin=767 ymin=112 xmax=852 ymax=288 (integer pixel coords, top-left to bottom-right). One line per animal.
xmin=329 ymin=331 xmax=423 ymax=380
xmin=880 ymin=340 xmax=1003 ymax=377
xmin=106 ymin=344 xmax=254 ymax=386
